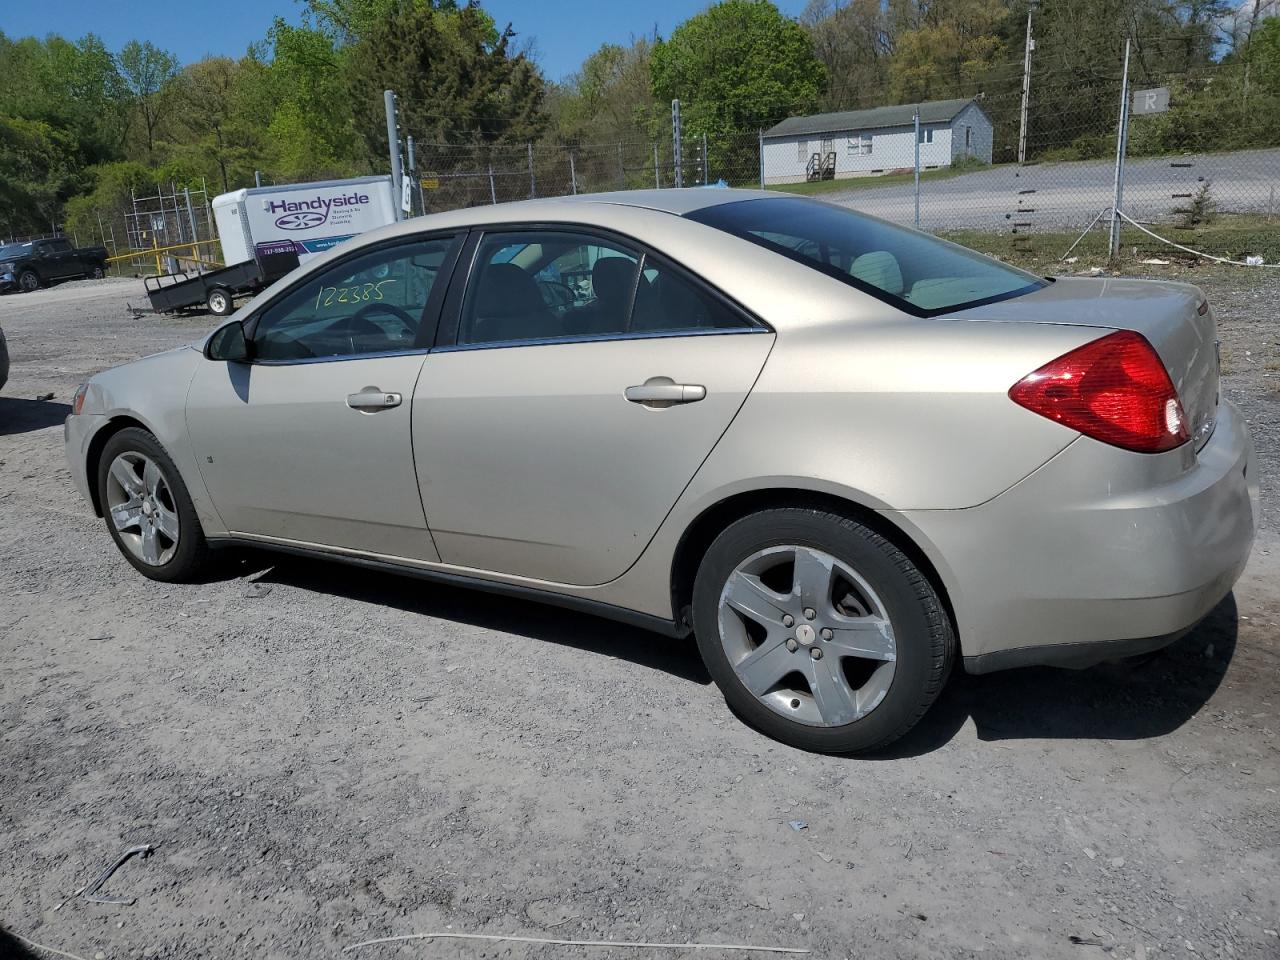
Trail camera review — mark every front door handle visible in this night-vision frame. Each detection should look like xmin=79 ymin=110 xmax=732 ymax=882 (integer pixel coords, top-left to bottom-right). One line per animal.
xmin=625 ymin=378 xmax=706 ymax=407
xmin=346 ymin=387 xmax=402 ymax=411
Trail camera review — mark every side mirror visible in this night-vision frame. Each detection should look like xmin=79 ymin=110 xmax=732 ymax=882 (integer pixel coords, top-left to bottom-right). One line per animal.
xmin=206 ymin=321 xmax=249 ymax=362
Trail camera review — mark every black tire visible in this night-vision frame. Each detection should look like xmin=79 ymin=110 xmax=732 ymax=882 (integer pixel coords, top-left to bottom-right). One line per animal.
xmin=18 ymin=270 xmax=39 ymax=293
xmin=96 ymin=427 xmax=212 ymax=583
xmin=207 ymin=287 xmax=233 ymax=316
xmin=692 ymin=507 xmax=954 ymax=754
xmin=90 ymin=265 xmax=105 ymax=279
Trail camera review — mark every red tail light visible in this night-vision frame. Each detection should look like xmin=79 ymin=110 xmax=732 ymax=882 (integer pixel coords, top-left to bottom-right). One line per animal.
xmin=1009 ymin=331 xmax=1189 ymax=454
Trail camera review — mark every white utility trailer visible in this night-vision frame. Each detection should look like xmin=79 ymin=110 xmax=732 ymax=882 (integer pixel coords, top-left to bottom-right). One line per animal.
xmin=211 ymin=175 xmax=397 ymax=267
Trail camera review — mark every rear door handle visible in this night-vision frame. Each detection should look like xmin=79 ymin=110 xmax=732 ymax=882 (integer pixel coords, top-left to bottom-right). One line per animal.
xmin=624 ymin=379 xmax=706 ymax=406
xmin=346 ymin=387 xmax=402 ymax=411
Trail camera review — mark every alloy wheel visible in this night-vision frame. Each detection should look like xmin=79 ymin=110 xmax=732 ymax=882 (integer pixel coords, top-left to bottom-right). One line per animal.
xmin=105 ymin=452 xmax=180 ymax=566
xmin=717 ymin=545 xmax=897 ymax=727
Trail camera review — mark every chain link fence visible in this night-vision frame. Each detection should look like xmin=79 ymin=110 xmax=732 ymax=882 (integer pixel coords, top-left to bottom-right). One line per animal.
xmin=396 ymin=50 xmax=1279 ymax=266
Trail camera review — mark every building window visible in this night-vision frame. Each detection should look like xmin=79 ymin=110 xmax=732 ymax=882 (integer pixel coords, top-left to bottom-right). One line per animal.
xmin=859 ymin=133 xmax=873 ymax=155
xmin=918 ymin=128 xmax=934 ymax=144
xmin=797 ymin=140 xmax=808 ymax=161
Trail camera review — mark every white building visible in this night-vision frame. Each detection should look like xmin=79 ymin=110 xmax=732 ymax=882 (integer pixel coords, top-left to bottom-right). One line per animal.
xmin=761 ymin=98 xmax=994 ymax=185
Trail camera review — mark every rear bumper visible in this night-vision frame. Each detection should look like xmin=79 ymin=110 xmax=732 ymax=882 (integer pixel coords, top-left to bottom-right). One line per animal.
xmin=896 ymin=399 xmax=1258 ymax=672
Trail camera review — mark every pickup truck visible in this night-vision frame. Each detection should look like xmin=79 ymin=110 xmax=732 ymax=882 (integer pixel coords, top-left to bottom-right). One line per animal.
xmin=0 ymin=237 xmax=110 ymax=293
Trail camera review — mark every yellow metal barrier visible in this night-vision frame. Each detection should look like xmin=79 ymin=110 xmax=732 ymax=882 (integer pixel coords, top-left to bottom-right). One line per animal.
xmin=107 ymin=238 xmax=224 ymax=275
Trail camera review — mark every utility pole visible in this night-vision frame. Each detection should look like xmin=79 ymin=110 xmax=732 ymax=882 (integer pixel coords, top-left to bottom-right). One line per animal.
xmin=384 ymin=90 xmax=404 ymax=221
xmin=671 ymin=99 xmax=684 ymax=188
xmin=1018 ymin=8 xmax=1034 ymax=165
xmin=1109 ymin=39 xmax=1132 ymax=258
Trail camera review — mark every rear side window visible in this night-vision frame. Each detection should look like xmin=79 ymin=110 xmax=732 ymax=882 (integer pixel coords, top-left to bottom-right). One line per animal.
xmin=687 ymin=197 xmax=1045 ymax=317
xmin=457 ymin=230 xmax=753 ymax=346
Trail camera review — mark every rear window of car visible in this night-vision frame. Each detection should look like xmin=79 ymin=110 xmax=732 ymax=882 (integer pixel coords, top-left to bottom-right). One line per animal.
xmin=685 ymin=197 xmax=1046 ymax=317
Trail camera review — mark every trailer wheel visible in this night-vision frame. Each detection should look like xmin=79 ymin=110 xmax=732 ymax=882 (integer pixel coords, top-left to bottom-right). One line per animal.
xmin=207 ymin=288 xmax=233 ymax=316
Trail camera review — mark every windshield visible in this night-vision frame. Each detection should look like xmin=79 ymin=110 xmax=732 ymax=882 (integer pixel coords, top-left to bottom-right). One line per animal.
xmin=686 ymin=197 xmax=1046 ymax=317
xmin=0 ymin=243 xmax=31 ymax=260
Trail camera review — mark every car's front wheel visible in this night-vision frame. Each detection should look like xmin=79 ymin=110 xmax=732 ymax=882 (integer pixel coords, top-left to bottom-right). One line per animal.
xmin=97 ymin=427 xmax=212 ymax=582
xmin=18 ymin=270 xmax=39 ymax=293
xmin=693 ymin=507 xmax=954 ymax=754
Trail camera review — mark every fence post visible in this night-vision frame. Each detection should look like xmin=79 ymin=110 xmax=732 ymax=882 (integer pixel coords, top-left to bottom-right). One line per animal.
xmin=528 ymin=142 xmax=536 ymax=198
xmin=384 ymin=90 xmax=403 ymax=221
xmin=702 ymin=133 xmax=708 ymax=184
xmin=759 ymin=129 xmax=764 ymax=189
xmin=654 ymin=143 xmax=660 ymax=188
xmin=672 ymin=99 xmax=683 ymax=188
xmin=488 ymin=163 xmax=497 ymax=204
xmin=406 ymin=135 xmax=417 ymax=217
xmin=618 ymin=142 xmax=625 ymax=189
xmin=913 ymin=108 xmax=921 ymax=229
xmin=1018 ymin=9 xmax=1033 ymax=165
xmin=183 ymin=187 xmax=200 ymax=273
xmin=1109 ymin=39 xmax=1132 ymax=258
xmin=569 ymin=152 xmax=577 ymax=195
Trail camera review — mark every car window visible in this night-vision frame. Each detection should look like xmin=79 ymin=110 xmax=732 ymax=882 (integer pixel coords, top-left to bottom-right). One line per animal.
xmin=251 ymin=236 xmax=458 ymax=362
xmin=458 ymin=231 xmax=641 ymax=345
xmin=630 ymin=255 xmax=752 ymax=334
xmin=46 ymin=239 xmax=72 ymax=254
xmin=686 ymin=197 xmax=1046 ymax=317
xmin=457 ymin=231 xmax=753 ymax=346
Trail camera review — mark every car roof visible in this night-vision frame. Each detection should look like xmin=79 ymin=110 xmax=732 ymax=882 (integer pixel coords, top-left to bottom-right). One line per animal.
xmin=412 ymin=187 xmax=777 ymax=228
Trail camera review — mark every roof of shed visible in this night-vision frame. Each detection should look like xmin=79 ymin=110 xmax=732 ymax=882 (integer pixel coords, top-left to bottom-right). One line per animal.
xmin=763 ymin=98 xmax=980 ymax=139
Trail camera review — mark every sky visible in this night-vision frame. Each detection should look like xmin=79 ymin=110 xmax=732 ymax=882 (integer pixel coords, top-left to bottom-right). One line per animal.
xmin=2 ymin=0 xmax=810 ymax=82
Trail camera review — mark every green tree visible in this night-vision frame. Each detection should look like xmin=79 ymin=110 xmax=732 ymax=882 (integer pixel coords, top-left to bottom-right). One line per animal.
xmin=802 ymin=0 xmax=893 ymax=109
xmin=651 ymin=0 xmax=826 ymax=177
xmin=885 ymin=0 xmax=1009 ymax=102
xmin=117 ymin=40 xmax=180 ymax=160
xmin=344 ymin=1 xmax=546 ymax=163
xmin=551 ymin=38 xmax=661 ymax=144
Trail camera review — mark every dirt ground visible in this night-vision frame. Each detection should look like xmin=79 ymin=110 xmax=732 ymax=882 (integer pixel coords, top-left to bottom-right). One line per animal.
xmin=1 ymin=272 xmax=1277 ymax=960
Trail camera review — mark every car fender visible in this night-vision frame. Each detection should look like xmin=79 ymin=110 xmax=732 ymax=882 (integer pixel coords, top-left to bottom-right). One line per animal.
xmin=78 ymin=346 xmax=228 ymax=536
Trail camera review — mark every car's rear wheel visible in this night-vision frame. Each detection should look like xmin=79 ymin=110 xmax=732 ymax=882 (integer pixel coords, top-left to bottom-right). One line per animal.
xmin=692 ymin=507 xmax=953 ymax=754
xmin=90 ymin=265 xmax=105 ymax=279
xmin=97 ymin=427 xmax=211 ymax=582
xmin=207 ymin=288 xmax=232 ymax=316
xmin=18 ymin=270 xmax=39 ymax=293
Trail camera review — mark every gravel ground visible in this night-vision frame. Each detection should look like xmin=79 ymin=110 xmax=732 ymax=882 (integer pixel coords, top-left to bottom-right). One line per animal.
xmin=1 ymin=274 xmax=1277 ymax=960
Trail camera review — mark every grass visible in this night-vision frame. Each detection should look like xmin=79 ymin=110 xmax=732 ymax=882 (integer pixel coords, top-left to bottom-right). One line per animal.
xmin=938 ymin=212 xmax=1280 ymax=271
xmin=767 ymin=161 xmax=996 ymax=197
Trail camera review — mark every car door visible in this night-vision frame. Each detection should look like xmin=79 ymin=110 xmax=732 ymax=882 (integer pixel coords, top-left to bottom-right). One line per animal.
xmin=186 ymin=233 xmax=463 ymax=559
xmin=413 ymin=228 xmax=774 ymax=587
xmin=40 ymin=239 xmax=76 ymax=278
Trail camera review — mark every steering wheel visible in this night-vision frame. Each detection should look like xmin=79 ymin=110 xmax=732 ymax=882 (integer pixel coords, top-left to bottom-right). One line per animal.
xmin=343 ymin=302 xmax=417 ymax=351
xmin=537 ymin=277 xmax=578 ymax=311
